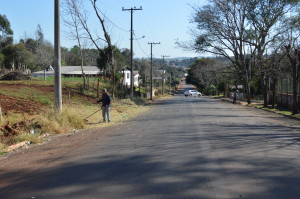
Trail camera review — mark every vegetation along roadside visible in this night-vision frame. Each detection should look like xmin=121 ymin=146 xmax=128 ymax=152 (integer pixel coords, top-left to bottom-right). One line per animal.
xmin=0 ymin=77 xmax=151 ymax=155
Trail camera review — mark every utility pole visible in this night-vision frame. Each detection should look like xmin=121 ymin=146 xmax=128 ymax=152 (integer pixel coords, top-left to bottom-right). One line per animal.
xmin=148 ymin=42 xmax=160 ymax=100
xmin=122 ymin=6 xmax=142 ymax=99
xmin=54 ymin=0 xmax=62 ymax=112
xmin=161 ymin=55 xmax=170 ymax=95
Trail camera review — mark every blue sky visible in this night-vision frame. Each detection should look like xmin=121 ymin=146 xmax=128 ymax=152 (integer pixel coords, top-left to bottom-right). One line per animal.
xmin=0 ymin=0 xmax=207 ymax=58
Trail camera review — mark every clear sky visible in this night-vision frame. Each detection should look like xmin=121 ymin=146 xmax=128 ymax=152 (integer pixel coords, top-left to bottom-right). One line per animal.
xmin=0 ymin=0 xmax=207 ymax=59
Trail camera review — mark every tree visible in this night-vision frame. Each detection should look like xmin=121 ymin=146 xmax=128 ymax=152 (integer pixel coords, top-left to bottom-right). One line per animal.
xmin=282 ymin=10 xmax=300 ymax=114
xmin=284 ymin=45 xmax=300 ymax=114
xmin=266 ymin=50 xmax=287 ymax=108
xmin=186 ymin=58 xmax=227 ymax=94
xmin=186 ymin=0 xmax=298 ymax=104
xmin=97 ymin=46 xmax=126 ymax=75
xmin=188 ymin=0 xmax=253 ymax=103
xmin=2 ymin=43 xmax=34 ymax=71
xmin=62 ymin=0 xmax=88 ymax=89
xmin=63 ymin=0 xmax=117 ymax=97
xmin=0 ymin=14 xmax=13 ymax=48
xmin=26 ymin=25 xmax=54 ymax=71
xmin=246 ymin=0 xmax=297 ymax=107
xmin=0 ymin=53 xmax=5 ymax=69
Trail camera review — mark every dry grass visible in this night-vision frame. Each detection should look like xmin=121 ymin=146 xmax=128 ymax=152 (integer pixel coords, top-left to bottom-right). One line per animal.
xmin=36 ymin=107 xmax=86 ymax=134
xmin=0 ymin=112 xmax=27 ymax=126
xmin=0 ymin=98 xmax=151 ymax=153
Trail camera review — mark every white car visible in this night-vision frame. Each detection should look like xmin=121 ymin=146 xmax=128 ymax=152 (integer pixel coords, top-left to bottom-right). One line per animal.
xmin=184 ymin=90 xmax=202 ymax=97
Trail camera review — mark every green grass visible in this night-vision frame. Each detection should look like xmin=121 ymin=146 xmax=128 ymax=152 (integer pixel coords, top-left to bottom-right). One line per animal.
xmin=255 ymin=105 xmax=294 ymax=116
xmin=0 ymin=87 xmax=53 ymax=105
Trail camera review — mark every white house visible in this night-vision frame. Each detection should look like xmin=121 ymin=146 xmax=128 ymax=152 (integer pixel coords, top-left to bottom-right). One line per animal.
xmin=121 ymin=70 xmax=140 ymax=87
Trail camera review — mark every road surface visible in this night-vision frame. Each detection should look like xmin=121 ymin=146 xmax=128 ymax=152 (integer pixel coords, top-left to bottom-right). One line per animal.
xmin=1 ymin=86 xmax=300 ymax=199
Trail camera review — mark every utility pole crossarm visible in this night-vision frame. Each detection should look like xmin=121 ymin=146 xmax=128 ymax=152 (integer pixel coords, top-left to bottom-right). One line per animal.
xmin=122 ymin=6 xmax=143 ymax=99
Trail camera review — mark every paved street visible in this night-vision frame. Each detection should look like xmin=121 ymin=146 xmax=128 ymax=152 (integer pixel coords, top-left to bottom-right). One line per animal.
xmin=1 ymin=88 xmax=300 ymax=198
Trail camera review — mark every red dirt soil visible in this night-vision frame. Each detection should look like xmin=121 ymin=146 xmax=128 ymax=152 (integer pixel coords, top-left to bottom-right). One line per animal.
xmin=0 ymin=83 xmax=52 ymax=115
xmin=0 ymin=83 xmax=97 ymax=115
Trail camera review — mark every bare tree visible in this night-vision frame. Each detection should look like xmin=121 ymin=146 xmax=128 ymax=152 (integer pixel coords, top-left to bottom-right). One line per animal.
xmin=62 ymin=0 xmax=87 ymax=89
xmin=62 ymin=0 xmax=116 ymax=96
xmin=185 ymin=0 xmax=297 ymax=104
xmin=246 ymin=0 xmax=296 ymax=107
xmin=282 ymin=12 xmax=300 ymax=114
xmin=284 ymin=44 xmax=300 ymax=114
xmin=187 ymin=0 xmax=253 ymax=103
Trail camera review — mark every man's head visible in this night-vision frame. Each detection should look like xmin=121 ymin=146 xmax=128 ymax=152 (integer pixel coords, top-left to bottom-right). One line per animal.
xmin=102 ymin=88 xmax=107 ymax=94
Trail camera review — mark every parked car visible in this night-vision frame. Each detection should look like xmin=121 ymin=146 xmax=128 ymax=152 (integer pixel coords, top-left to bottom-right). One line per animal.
xmin=184 ymin=90 xmax=202 ymax=97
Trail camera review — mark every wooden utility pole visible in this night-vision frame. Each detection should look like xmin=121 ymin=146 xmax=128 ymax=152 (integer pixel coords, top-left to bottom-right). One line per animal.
xmin=148 ymin=42 xmax=160 ymax=100
xmin=161 ymin=55 xmax=170 ymax=95
xmin=54 ymin=0 xmax=62 ymax=112
xmin=122 ymin=6 xmax=143 ymax=99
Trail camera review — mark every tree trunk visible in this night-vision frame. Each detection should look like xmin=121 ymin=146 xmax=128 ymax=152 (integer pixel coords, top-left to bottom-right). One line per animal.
xmin=272 ymin=78 xmax=277 ymax=108
xmin=262 ymin=74 xmax=268 ymax=108
xmin=244 ymin=74 xmax=251 ymax=104
xmin=80 ymin=48 xmax=87 ymax=90
xmin=292 ymin=72 xmax=298 ymax=114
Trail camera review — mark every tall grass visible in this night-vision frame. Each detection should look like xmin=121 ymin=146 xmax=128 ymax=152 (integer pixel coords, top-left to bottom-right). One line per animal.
xmin=36 ymin=108 xmax=85 ymax=134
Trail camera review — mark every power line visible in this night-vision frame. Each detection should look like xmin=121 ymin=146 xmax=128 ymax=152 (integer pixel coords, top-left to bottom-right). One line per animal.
xmin=134 ymin=33 xmax=148 ymax=57
xmin=95 ymin=7 xmax=129 ymax=32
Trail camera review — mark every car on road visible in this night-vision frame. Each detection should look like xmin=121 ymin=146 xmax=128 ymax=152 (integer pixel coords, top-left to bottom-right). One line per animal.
xmin=184 ymin=90 xmax=202 ymax=97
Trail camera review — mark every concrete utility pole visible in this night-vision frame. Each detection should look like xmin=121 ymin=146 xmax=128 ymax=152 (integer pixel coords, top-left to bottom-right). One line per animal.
xmin=122 ymin=6 xmax=143 ymax=99
xmin=148 ymin=42 xmax=160 ymax=100
xmin=54 ymin=0 xmax=62 ymax=112
xmin=161 ymin=55 xmax=170 ymax=95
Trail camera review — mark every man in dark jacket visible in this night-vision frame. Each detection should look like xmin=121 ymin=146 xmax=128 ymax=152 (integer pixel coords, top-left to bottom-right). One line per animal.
xmin=97 ymin=88 xmax=111 ymax=122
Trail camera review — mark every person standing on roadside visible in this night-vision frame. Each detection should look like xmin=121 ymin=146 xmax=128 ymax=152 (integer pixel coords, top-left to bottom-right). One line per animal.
xmin=97 ymin=88 xmax=112 ymax=122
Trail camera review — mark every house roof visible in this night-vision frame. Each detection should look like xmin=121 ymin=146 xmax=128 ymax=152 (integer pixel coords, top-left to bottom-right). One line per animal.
xmin=31 ymin=66 xmax=100 ymax=75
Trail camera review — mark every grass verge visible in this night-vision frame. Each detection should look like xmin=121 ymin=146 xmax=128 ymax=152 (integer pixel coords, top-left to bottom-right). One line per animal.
xmin=254 ymin=104 xmax=300 ymax=119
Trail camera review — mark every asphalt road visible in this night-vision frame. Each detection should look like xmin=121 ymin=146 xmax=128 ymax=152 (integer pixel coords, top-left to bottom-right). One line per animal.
xmin=1 ymin=88 xmax=300 ymax=198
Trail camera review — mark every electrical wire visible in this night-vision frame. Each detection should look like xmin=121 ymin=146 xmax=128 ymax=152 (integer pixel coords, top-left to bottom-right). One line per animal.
xmin=94 ymin=1 xmax=129 ymax=33
xmin=133 ymin=33 xmax=149 ymax=57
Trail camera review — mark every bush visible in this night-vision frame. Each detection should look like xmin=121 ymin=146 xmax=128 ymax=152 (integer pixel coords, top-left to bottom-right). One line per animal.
xmin=0 ymin=72 xmax=30 ymax=81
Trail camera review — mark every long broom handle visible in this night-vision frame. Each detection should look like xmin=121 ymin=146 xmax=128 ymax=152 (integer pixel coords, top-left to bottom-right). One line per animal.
xmin=84 ymin=109 xmax=101 ymax=120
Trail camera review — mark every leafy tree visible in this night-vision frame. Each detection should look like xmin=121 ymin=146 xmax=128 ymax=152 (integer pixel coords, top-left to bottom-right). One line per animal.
xmin=97 ymin=46 xmax=126 ymax=75
xmin=2 ymin=43 xmax=34 ymax=71
xmin=186 ymin=58 xmax=227 ymax=94
xmin=0 ymin=53 xmax=5 ymax=68
xmin=0 ymin=14 xmax=13 ymax=48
